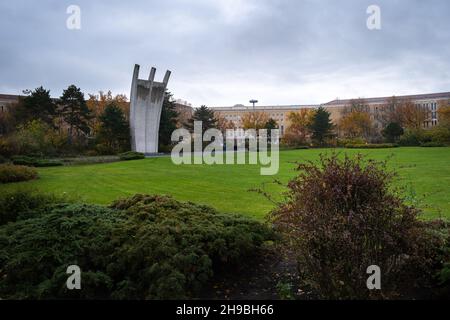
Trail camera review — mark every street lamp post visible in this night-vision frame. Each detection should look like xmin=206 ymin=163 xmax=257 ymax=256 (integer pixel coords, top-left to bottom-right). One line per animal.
xmin=249 ymin=99 xmax=258 ymax=111
xmin=249 ymin=99 xmax=259 ymax=131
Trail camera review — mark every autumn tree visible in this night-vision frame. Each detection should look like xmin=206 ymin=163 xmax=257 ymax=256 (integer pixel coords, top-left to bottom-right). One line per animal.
xmin=241 ymin=111 xmax=269 ymax=130
xmin=438 ymin=99 xmax=450 ymax=127
xmin=338 ymin=111 xmax=374 ymax=140
xmin=283 ymin=109 xmax=313 ymax=146
xmin=87 ymin=91 xmax=129 ymax=135
xmin=396 ymin=99 xmax=430 ymax=130
xmin=376 ymin=96 xmax=401 ymax=127
xmin=342 ymin=98 xmax=369 ymax=115
xmin=215 ymin=113 xmax=234 ymax=133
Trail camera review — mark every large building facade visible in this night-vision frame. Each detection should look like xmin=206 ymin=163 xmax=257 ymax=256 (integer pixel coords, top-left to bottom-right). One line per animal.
xmin=323 ymin=92 xmax=450 ymax=130
xmin=0 ymin=94 xmax=20 ymax=113
xmin=173 ymin=99 xmax=194 ymax=127
xmin=212 ymin=92 xmax=450 ymax=135
xmin=211 ymin=104 xmax=319 ymax=136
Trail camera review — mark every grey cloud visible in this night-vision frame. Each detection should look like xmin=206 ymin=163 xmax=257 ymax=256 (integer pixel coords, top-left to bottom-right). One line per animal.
xmin=0 ymin=0 xmax=449 ymax=106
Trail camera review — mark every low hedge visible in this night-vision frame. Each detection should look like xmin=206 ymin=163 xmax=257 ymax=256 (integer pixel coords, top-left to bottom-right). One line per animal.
xmin=280 ymin=145 xmax=310 ymax=151
xmin=421 ymin=142 xmax=446 ymax=148
xmin=34 ymin=160 xmax=64 ymax=167
xmin=0 ymin=164 xmax=38 ymax=184
xmin=345 ymin=143 xmax=398 ymax=149
xmin=11 ymin=156 xmax=63 ymax=167
xmin=119 ymin=151 xmax=145 ymax=161
xmin=337 ymin=138 xmax=366 ymax=147
xmin=0 ymin=194 xmax=274 ymax=299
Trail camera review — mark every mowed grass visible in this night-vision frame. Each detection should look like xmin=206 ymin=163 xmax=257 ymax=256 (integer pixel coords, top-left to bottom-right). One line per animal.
xmin=1 ymin=147 xmax=449 ymax=220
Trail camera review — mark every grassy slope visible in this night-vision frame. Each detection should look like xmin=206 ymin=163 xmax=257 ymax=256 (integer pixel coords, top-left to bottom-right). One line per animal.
xmin=1 ymin=147 xmax=449 ymax=220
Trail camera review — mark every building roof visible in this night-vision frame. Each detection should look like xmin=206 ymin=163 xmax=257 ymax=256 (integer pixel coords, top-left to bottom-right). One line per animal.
xmin=0 ymin=94 xmax=21 ymax=101
xmin=323 ymin=92 xmax=450 ymax=106
xmin=211 ymin=104 xmax=319 ymax=111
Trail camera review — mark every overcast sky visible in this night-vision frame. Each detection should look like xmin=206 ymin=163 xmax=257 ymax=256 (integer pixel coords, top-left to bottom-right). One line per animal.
xmin=1 ymin=0 xmax=449 ymax=107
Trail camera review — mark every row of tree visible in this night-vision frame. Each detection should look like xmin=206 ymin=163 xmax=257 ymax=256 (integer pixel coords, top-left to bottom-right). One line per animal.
xmin=338 ymin=97 xmax=450 ymax=144
xmin=184 ymin=105 xmax=278 ymax=135
xmin=183 ymin=105 xmax=335 ymax=146
xmin=280 ymin=97 xmax=450 ymax=146
xmin=0 ymin=84 xmax=181 ymax=156
xmin=3 ymin=86 xmax=449 ymax=157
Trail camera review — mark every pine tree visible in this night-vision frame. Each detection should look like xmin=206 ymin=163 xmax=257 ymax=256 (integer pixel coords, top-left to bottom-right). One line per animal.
xmin=59 ymin=85 xmax=92 ymax=140
xmin=97 ymin=102 xmax=130 ymax=152
xmin=14 ymin=86 xmax=57 ymax=127
xmin=264 ymin=118 xmax=278 ymax=140
xmin=382 ymin=122 xmax=404 ymax=143
xmin=185 ymin=105 xmax=217 ymax=134
xmin=308 ymin=106 xmax=334 ymax=145
xmin=159 ymin=91 xmax=179 ymax=150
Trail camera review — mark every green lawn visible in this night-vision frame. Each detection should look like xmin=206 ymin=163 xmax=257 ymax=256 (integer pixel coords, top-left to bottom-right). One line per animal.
xmin=1 ymin=147 xmax=450 ymax=220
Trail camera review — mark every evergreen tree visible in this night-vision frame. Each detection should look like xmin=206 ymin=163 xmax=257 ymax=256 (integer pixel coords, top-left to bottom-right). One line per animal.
xmin=97 ymin=102 xmax=130 ymax=152
xmin=185 ymin=105 xmax=217 ymax=135
xmin=308 ymin=106 xmax=334 ymax=145
xmin=264 ymin=118 xmax=278 ymax=140
xmin=264 ymin=118 xmax=278 ymax=130
xmin=59 ymin=85 xmax=92 ymax=140
xmin=14 ymin=86 xmax=57 ymax=127
xmin=159 ymin=91 xmax=179 ymax=150
xmin=382 ymin=122 xmax=404 ymax=143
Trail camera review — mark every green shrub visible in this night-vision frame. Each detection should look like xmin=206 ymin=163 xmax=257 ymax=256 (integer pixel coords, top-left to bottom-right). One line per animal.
xmin=337 ymin=137 xmax=366 ymax=147
xmin=34 ymin=160 xmax=63 ymax=167
xmin=345 ymin=143 xmax=398 ymax=149
xmin=158 ymin=144 xmax=174 ymax=154
xmin=119 ymin=151 xmax=145 ymax=161
xmin=0 ymin=203 xmax=124 ymax=299
xmin=84 ymin=149 xmax=99 ymax=157
xmin=0 ymin=194 xmax=274 ymax=299
xmin=398 ymin=129 xmax=431 ymax=146
xmin=13 ymin=120 xmax=57 ymax=156
xmin=11 ymin=155 xmax=63 ymax=167
xmin=270 ymin=154 xmax=435 ymax=299
xmin=0 ymin=136 xmax=19 ymax=157
xmin=421 ymin=142 xmax=446 ymax=147
xmin=439 ymin=227 xmax=450 ymax=297
xmin=0 ymin=155 xmax=8 ymax=164
xmin=0 ymin=190 xmax=66 ymax=225
xmin=95 ymin=143 xmax=116 ymax=155
xmin=11 ymin=155 xmax=38 ymax=166
xmin=280 ymin=145 xmax=310 ymax=151
xmin=60 ymin=155 xmax=120 ymax=166
xmin=0 ymin=164 xmax=38 ymax=184
xmin=428 ymin=126 xmax=450 ymax=145
xmin=382 ymin=122 xmax=404 ymax=143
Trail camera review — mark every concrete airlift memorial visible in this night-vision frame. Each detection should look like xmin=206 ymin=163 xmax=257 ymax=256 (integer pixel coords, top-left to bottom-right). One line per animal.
xmin=130 ymin=64 xmax=171 ymax=154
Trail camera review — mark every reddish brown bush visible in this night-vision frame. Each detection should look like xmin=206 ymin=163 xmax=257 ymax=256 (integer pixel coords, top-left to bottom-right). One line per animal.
xmin=270 ymin=153 xmax=431 ymax=299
